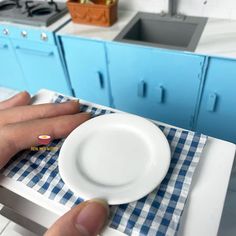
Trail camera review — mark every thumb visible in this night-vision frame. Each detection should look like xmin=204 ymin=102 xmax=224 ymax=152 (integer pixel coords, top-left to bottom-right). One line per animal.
xmin=45 ymin=200 xmax=109 ymax=236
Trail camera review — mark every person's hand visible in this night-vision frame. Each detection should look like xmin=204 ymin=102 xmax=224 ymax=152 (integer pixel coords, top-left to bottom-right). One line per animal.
xmin=0 ymin=92 xmax=109 ymax=236
xmin=0 ymin=91 xmax=90 ymax=168
xmin=45 ymin=199 xmax=109 ymax=236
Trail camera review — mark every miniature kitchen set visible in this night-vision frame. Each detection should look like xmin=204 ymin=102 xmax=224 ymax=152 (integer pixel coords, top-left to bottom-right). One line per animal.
xmin=0 ymin=0 xmax=236 ymax=236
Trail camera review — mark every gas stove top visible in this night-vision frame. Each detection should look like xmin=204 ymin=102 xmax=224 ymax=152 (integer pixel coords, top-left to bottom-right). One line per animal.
xmin=0 ymin=0 xmax=68 ymax=27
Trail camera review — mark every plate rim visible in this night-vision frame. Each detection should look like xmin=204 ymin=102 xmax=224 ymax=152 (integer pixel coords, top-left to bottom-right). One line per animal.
xmin=58 ymin=113 xmax=171 ymax=205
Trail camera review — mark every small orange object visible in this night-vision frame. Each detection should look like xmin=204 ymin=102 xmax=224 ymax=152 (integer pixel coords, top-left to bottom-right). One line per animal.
xmin=38 ymin=135 xmax=52 ymax=145
xmin=67 ymin=0 xmax=118 ymax=27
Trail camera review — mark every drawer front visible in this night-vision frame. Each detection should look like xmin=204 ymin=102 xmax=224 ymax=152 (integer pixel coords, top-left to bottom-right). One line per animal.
xmin=12 ymin=39 xmax=72 ymax=95
xmin=0 ymin=37 xmax=26 ymax=91
xmin=0 ymin=24 xmax=55 ymax=44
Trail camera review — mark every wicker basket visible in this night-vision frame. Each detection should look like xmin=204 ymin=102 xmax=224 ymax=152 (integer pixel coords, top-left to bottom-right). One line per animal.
xmin=67 ymin=0 xmax=118 ymax=27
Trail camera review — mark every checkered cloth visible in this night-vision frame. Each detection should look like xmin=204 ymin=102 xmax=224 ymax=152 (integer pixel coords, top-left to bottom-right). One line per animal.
xmin=1 ymin=94 xmax=207 ymax=236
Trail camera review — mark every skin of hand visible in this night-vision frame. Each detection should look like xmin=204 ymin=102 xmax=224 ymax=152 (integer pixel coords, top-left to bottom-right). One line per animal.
xmin=0 ymin=91 xmax=91 ymax=168
xmin=45 ymin=199 xmax=109 ymax=236
xmin=0 ymin=91 xmax=109 ymax=236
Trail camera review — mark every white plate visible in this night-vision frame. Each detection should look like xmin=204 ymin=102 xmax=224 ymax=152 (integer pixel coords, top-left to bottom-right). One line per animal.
xmin=58 ymin=113 xmax=171 ymax=205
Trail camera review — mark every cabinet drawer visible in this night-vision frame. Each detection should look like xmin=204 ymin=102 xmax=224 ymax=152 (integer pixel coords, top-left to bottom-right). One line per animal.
xmin=12 ymin=39 xmax=72 ymax=95
xmin=0 ymin=37 xmax=26 ymax=91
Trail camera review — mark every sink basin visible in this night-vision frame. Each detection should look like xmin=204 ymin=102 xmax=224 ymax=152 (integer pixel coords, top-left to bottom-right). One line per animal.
xmin=115 ymin=12 xmax=207 ymax=52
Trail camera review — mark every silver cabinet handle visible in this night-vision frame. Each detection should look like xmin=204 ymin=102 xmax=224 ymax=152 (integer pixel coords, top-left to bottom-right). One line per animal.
xmin=15 ymin=46 xmax=54 ymax=57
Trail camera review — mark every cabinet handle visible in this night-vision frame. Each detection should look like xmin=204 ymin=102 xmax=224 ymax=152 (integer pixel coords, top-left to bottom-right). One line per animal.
xmin=0 ymin=44 xmax=8 ymax=49
xmin=207 ymin=92 xmax=218 ymax=112
xmin=15 ymin=46 xmax=54 ymax=57
xmin=157 ymin=85 xmax=165 ymax=103
xmin=138 ymin=80 xmax=146 ymax=97
xmin=96 ymin=71 xmax=104 ymax=89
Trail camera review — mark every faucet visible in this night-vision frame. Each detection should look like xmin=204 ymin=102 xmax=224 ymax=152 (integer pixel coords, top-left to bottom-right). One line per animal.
xmin=168 ymin=0 xmax=177 ymax=17
xmin=167 ymin=0 xmax=185 ymax=20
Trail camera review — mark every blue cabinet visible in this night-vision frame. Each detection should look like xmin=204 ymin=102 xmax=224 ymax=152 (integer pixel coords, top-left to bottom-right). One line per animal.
xmin=0 ymin=37 xmax=26 ymax=90
xmin=11 ymin=39 xmax=72 ymax=95
xmin=107 ymin=43 xmax=205 ymax=130
xmin=195 ymin=58 xmax=236 ymax=143
xmin=60 ymin=37 xmax=111 ymax=106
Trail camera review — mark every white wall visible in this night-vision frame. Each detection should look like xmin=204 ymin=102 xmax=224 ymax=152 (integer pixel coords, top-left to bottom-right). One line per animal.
xmin=119 ymin=0 xmax=236 ymax=20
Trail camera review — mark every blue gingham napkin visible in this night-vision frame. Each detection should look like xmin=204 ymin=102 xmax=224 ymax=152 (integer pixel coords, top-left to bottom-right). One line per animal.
xmin=2 ymin=94 xmax=207 ymax=236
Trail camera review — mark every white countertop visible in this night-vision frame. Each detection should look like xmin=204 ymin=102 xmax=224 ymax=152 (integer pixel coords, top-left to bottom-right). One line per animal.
xmin=0 ymin=88 xmax=235 ymax=236
xmin=196 ymin=18 xmax=236 ymax=59
xmin=58 ymin=10 xmax=236 ymax=60
xmin=57 ymin=10 xmax=136 ymax=41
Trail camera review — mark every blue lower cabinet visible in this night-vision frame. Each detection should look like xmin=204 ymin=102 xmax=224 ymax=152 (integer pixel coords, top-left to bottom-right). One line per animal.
xmin=107 ymin=43 xmax=205 ymax=130
xmin=0 ymin=37 xmax=26 ymax=91
xmin=60 ymin=37 xmax=111 ymax=106
xmin=195 ymin=58 xmax=236 ymax=143
xmin=11 ymin=39 xmax=72 ymax=95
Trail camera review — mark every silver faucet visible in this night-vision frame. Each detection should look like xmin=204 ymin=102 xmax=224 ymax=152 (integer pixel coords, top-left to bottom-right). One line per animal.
xmin=166 ymin=0 xmax=185 ymax=20
xmin=168 ymin=0 xmax=177 ymax=17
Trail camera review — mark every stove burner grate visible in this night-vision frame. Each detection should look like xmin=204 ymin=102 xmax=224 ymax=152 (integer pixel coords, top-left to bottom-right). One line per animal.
xmin=0 ymin=0 xmax=68 ymax=26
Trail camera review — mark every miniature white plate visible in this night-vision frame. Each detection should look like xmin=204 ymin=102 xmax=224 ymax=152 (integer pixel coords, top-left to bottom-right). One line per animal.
xmin=58 ymin=113 xmax=171 ymax=205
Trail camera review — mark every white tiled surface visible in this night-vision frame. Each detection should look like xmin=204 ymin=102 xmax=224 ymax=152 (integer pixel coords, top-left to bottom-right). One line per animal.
xmin=0 ymin=204 xmax=37 ymax=236
xmin=0 ymin=205 xmax=10 ymax=235
xmin=1 ymin=202 xmax=38 ymax=236
xmin=1 ymin=223 xmax=37 ymax=236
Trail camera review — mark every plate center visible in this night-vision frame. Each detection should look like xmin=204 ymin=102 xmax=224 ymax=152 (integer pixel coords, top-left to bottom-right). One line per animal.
xmin=77 ymin=126 xmax=151 ymax=187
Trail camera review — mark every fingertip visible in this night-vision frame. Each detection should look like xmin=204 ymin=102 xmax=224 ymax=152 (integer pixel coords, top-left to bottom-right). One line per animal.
xmin=19 ymin=91 xmax=31 ymax=103
xmin=75 ymin=199 xmax=109 ymax=236
xmin=88 ymin=199 xmax=109 ymax=216
xmin=66 ymin=100 xmax=80 ymax=111
xmin=0 ymin=91 xmax=31 ymax=110
xmin=78 ymin=112 xmax=92 ymax=120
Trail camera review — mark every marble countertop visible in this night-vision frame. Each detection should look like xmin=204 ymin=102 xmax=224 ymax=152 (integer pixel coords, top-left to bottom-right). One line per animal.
xmin=196 ymin=18 xmax=236 ymax=59
xmin=58 ymin=10 xmax=236 ymax=60
xmin=57 ymin=10 xmax=137 ymax=41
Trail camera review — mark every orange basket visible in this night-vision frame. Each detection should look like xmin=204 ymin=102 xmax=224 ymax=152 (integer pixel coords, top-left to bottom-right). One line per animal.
xmin=67 ymin=0 xmax=118 ymax=27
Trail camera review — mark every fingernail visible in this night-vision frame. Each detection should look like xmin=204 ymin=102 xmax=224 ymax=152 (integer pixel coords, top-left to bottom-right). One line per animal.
xmin=70 ymin=99 xmax=80 ymax=103
xmin=75 ymin=199 xmax=109 ymax=236
xmin=20 ymin=91 xmax=28 ymax=95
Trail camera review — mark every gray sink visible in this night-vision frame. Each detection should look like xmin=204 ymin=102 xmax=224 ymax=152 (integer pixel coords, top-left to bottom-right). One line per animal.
xmin=115 ymin=12 xmax=207 ymax=52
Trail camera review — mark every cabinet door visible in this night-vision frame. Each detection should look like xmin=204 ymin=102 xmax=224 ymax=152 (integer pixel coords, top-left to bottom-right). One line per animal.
xmin=195 ymin=58 xmax=236 ymax=143
xmin=107 ymin=43 xmax=205 ymax=130
xmin=12 ymin=39 xmax=72 ymax=95
xmin=61 ymin=37 xmax=111 ymax=106
xmin=0 ymin=37 xmax=26 ymax=90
